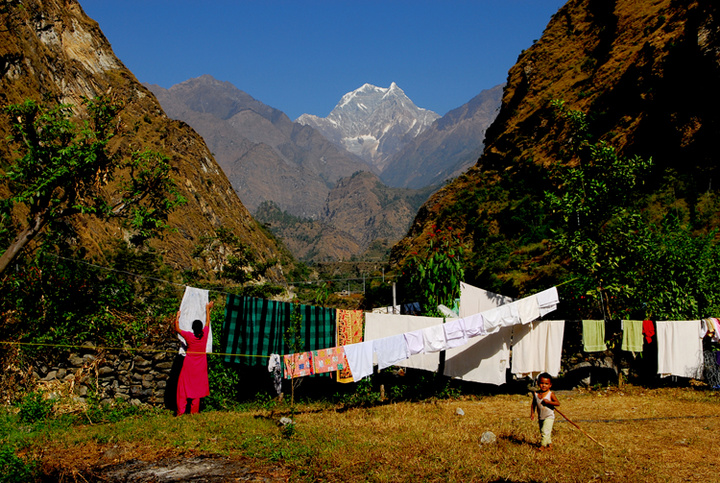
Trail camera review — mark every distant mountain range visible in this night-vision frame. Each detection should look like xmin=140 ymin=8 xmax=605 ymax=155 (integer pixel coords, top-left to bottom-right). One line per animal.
xmin=146 ymin=76 xmax=369 ymax=219
xmin=296 ymin=83 xmax=440 ymax=172
xmin=149 ymin=76 xmax=502 ymax=261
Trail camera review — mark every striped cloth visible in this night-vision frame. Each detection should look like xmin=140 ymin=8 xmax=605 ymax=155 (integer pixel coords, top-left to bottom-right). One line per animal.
xmin=222 ymin=295 xmax=336 ymax=367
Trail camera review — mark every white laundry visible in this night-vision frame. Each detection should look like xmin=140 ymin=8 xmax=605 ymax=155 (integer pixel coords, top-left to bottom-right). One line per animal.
xmin=178 ymin=286 xmax=212 ymax=354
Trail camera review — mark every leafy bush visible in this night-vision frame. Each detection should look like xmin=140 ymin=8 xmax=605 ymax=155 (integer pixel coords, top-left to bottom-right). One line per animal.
xmin=0 ymin=445 xmax=36 ymax=483
xmin=17 ymin=392 xmax=53 ymax=424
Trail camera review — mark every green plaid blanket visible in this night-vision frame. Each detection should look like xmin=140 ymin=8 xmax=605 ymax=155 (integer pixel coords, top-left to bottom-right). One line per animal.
xmin=222 ymin=295 xmax=336 ymax=366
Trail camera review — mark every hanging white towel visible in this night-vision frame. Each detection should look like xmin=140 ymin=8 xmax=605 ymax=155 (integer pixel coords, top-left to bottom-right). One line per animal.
xmin=517 ymin=295 xmax=541 ymax=325
xmin=536 ymin=287 xmax=559 ymax=317
xmin=511 ymin=320 xmax=565 ymax=378
xmin=656 ymin=320 xmax=704 ymax=379
xmin=404 ymin=330 xmax=425 ymax=355
xmin=444 ymin=326 xmax=512 ymax=385
xmin=343 ymin=341 xmax=375 ymax=382
xmin=463 ymin=313 xmax=486 ymax=338
xmin=459 ymin=282 xmax=514 ymax=318
xmin=364 ymin=313 xmax=440 ymax=372
xmin=178 ymin=286 xmax=212 ymax=354
xmin=373 ymin=334 xmax=410 ymax=370
xmin=443 ymin=318 xmax=467 ymax=349
xmin=422 ymin=324 xmax=448 ymax=353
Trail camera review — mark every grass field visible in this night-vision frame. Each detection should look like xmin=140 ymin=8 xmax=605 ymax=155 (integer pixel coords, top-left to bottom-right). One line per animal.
xmin=3 ymin=384 xmax=719 ymax=482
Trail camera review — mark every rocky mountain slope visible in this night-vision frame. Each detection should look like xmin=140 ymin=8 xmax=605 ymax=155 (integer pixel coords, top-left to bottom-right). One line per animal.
xmin=146 ymin=76 xmax=370 ymax=218
xmin=256 ymin=171 xmax=435 ymax=262
xmin=380 ymin=84 xmax=503 ymax=189
xmin=296 ymin=83 xmax=439 ymax=171
xmin=0 ymin=0 xmax=286 ymax=280
xmin=391 ymin=0 xmax=720 ymax=298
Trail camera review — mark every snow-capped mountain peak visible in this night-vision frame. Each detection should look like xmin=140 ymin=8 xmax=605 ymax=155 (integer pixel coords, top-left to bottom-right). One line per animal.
xmin=296 ymin=83 xmax=439 ymax=170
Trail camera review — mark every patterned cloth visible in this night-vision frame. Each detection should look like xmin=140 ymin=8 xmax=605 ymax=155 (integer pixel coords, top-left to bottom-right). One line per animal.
xmin=336 ymin=309 xmax=364 ymax=383
xmin=283 ymin=352 xmax=314 ymax=379
xmin=222 ymin=295 xmax=336 ymax=368
xmin=312 ymin=347 xmax=346 ymax=374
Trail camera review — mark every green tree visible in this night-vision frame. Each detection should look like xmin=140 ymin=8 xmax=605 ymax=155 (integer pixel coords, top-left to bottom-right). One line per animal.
xmin=0 ymin=96 xmax=185 ymax=274
xmin=402 ymin=225 xmax=465 ymax=316
xmin=545 ymin=101 xmax=720 ymax=319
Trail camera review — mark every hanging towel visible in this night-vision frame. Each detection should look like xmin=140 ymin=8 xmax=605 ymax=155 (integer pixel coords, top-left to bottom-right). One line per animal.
xmin=459 ymin=282 xmax=514 ymax=318
xmin=463 ymin=313 xmax=486 ymax=338
xmin=511 ymin=320 xmax=565 ymax=378
xmin=268 ymin=354 xmax=282 ymax=395
xmin=443 ymin=318 xmax=467 ymax=349
xmin=582 ymin=320 xmax=607 ymax=352
xmin=444 ymin=326 xmax=512 ymax=385
xmin=656 ymin=320 xmax=704 ymax=379
xmin=312 ymin=347 xmax=346 ymax=374
xmin=365 ymin=313 xmax=441 ymax=372
xmin=517 ymin=295 xmax=541 ymax=325
xmin=343 ymin=341 xmax=374 ymax=382
xmin=373 ymin=334 xmax=410 ymax=370
xmin=642 ymin=319 xmax=655 ymax=343
xmin=712 ymin=318 xmax=720 ymax=343
xmin=621 ymin=320 xmax=644 ymax=352
xmin=404 ymin=329 xmax=425 ymax=355
xmin=536 ymin=287 xmax=559 ymax=317
xmin=422 ymin=324 xmax=448 ymax=353
xmin=336 ymin=309 xmax=364 ymax=383
xmin=283 ymin=352 xmax=314 ymax=379
xmin=178 ymin=286 xmax=212 ymax=354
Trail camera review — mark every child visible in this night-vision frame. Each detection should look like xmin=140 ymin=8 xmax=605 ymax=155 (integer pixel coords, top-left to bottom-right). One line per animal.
xmin=530 ymin=372 xmax=560 ymax=450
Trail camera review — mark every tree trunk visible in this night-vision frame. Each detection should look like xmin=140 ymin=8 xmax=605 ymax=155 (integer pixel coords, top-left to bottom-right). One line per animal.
xmin=0 ymin=212 xmax=48 ymax=274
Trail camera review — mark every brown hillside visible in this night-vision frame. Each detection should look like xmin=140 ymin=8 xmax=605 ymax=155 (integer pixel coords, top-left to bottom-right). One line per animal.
xmin=0 ymin=0 xmax=287 ymax=280
xmin=391 ymin=0 xmax=720 ymax=296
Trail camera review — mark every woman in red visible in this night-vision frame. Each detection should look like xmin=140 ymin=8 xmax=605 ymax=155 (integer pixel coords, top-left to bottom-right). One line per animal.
xmin=174 ymin=301 xmax=213 ymax=415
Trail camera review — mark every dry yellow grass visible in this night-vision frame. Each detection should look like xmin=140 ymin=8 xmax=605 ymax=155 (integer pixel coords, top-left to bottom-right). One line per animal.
xmin=23 ymin=385 xmax=720 ymax=482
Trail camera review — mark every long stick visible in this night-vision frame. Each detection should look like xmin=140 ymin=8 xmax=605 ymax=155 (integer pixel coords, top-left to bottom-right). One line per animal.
xmin=555 ymin=407 xmax=605 ymax=448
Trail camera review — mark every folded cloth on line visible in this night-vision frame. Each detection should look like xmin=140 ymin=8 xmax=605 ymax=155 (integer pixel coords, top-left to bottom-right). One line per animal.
xmin=343 ymin=341 xmax=374 ymax=382
xmin=582 ymin=320 xmax=607 ymax=352
xmin=517 ymin=295 xmax=541 ymax=325
xmin=312 ymin=347 xmax=346 ymax=374
xmin=463 ymin=313 xmax=486 ymax=338
xmin=443 ymin=318 xmax=467 ymax=349
xmin=404 ymin=330 xmax=425 ymax=355
xmin=536 ymin=287 xmax=559 ymax=317
xmin=483 ymin=303 xmax=520 ymax=333
xmin=283 ymin=352 xmax=314 ymax=379
xmin=621 ymin=320 xmax=644 ymax=352
xmin=373 ymin=334 xmax=410 ymax=370
xmin=642 ymin=319 xmax=655 ymax=343
xmin=422 ymin=324 xmax=448 ymax=353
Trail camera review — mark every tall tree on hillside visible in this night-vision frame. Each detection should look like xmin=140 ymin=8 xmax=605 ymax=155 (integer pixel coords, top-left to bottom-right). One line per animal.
xmin=0 ymin=96 xmax=185 ymax=274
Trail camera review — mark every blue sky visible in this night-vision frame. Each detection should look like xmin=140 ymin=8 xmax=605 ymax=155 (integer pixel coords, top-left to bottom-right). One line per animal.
xmin=81 ymin=0 xmax=567 ymax=120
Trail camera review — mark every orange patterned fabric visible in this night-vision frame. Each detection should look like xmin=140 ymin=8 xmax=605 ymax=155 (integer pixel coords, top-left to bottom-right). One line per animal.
xmin=336 ymin=309 xmax=364 ymax=383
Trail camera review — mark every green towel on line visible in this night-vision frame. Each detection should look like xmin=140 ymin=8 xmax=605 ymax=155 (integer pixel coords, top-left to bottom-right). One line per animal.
xmin=582 ymin=320 xmax=607 ymax=352
xmin=621 ymin=320 xmax=644 ymax=352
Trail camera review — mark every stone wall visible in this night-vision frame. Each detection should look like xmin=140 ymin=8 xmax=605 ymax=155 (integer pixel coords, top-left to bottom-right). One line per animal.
xmin=33 ymin=341 xmax=178 ymax=406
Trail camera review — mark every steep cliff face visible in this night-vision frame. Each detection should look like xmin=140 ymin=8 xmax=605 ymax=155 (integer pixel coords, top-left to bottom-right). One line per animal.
xmin=391 ymin=0 xmax=720 ymax=295
xmin=0 ymin=0 xmax=286 ymax=279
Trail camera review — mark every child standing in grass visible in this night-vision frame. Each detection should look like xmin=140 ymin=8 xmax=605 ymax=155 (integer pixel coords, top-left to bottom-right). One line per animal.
xmin=530 ymin=372 xmax=560 ymax=450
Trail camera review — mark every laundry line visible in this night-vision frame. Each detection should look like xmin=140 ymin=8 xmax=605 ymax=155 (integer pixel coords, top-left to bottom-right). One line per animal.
xmin=0 ymin=340 xmax=268 ymax=359
xmin=37 ymin=253 xmax=395 ymax=296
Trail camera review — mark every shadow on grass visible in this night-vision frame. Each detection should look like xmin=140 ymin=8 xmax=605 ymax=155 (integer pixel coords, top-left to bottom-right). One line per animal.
xmin=498 ymin=433 xmax=535 ymax=447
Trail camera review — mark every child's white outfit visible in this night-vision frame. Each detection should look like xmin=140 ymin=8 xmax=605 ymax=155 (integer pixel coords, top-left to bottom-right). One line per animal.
xmin=534 ymin=390 xmax=555 ymax=447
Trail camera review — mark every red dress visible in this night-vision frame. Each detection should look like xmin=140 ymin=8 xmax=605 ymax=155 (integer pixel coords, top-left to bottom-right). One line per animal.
xmin=177 ymin=325 xmax=210 ymax=404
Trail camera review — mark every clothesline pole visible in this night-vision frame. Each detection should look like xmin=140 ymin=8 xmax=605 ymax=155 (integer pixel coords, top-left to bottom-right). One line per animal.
xmin=393 ymin=283 xmax=397 ymax=314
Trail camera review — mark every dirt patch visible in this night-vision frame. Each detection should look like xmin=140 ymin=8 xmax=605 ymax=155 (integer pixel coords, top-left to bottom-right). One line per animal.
xmin=40 ymin=445 xmax=290 ymax=482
